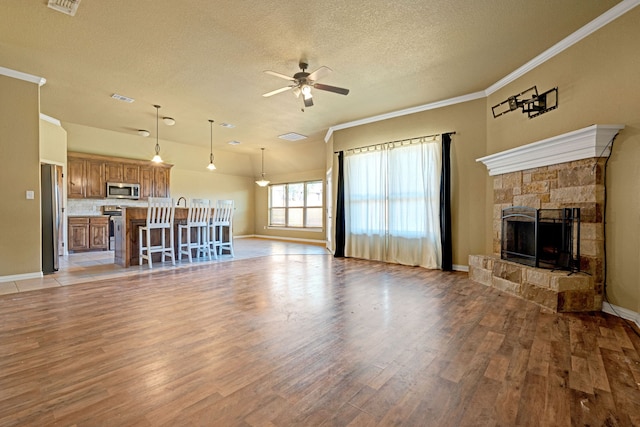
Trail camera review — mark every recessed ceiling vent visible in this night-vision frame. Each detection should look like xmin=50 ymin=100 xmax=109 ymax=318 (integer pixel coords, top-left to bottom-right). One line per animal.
xmin=278 ymin=132 xmax=307 ymax=142
xmin=47 ymin=0 xmax=81 ymax=16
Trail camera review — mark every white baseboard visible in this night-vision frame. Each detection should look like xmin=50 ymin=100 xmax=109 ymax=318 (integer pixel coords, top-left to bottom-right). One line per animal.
xmin=602 ymin=301 xmax=640 ymax=328
xmin=453 ymin=264 xmax=469 ymax=272
xmin=0 ymin=271 xmax=43 ymax=283
xmin=244 ymin=234 xmax=326 ymax=245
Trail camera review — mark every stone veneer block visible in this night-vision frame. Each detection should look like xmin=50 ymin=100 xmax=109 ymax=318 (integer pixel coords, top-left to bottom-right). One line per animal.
xmin=580 ymin=223 xmax=603 ymax=240
xmin=468 ymin=255 xmax=489 ymax=269
xmin=521 ymin=282 xmax=559 ymax=311
xmin=524 ymin=269 xmax=551 ymax=288
xmin=557 ymin=167 xmax=597 ymax=188
xmin=531 ymin=171 xmax=558 ymax=181
xmin=512 ymin=194 xmax=541 ymax=208
xmin=502 ymin=172 xmax=522 ymax=188
xmin=550 ymin=185 xmax=600 ymax=203
xmin=558 ymin=290 xmax=598 ymax=312
xmin=550 ymin=275 xmax=593 ymax=292
xmin=523 ymin=181 xmax=550 ymax=194
xmin=494 ymin=188 xmax=513 ymax=204
xmin=492 ymin=260 xmax=522 ymax=283
xmin=469 ymin=266 xmax=492 ymax=287
xmin=493 ymin=277 xmax=521 ymax=295
xmin=580 ymin=239 xmax=604 ymax=258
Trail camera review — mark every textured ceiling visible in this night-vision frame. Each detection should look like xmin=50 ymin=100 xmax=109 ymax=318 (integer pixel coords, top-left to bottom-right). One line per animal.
xmin=0 ymin=0 xmax=621 ymax=170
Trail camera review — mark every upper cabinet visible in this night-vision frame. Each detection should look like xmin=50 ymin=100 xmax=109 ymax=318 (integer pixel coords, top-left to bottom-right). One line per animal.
xmin=67 ymin=152 xmax=171 ymax=200
xmin=67 ymin=157 xmax=85 ymax=198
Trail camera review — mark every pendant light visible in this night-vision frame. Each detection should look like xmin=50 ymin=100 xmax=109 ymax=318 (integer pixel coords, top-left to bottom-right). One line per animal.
xmin=207 ymin=119 xmax=216 ymax=171
xmin=151 ymin=104 xmax=163 ymax=163
xmin=255 ymin=147 xmax=270 ymax=187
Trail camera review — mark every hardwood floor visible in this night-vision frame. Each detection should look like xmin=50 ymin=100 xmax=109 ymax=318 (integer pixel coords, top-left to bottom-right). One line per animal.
xmin=1 ymin=247 xmax=639 ymax=426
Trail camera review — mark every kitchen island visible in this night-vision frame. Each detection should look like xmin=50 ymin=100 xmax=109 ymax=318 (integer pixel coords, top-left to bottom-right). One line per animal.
xmin=113 ymin=206 xmax=194 ymax=267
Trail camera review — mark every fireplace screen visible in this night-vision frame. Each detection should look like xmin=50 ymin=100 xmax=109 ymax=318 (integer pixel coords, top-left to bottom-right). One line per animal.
xmin=501 ymin=206 xmax=580 ymax=271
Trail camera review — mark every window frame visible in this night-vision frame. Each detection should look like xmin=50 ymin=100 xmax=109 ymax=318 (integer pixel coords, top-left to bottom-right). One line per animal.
xmin=268 ymin=180 xmax=323 ymax=231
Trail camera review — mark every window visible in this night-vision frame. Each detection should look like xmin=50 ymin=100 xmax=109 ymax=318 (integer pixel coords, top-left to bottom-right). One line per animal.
xmin=269 ymin=180 xmax=323 ymax=228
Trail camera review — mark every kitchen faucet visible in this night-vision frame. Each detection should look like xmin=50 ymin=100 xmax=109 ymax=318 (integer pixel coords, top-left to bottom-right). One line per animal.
xmin=177 ymin=196 xmax=187 ymax=207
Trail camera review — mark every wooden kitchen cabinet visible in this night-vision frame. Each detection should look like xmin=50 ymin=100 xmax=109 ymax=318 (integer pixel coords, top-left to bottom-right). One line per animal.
xmin=123 ymin=164 xmax=139 ymax=183
xmin=67 ymin=152 xmax=171 ymax=200
xmin=85 ymin=160 xmax=105 ymax=198
xmin=68 ymin=216 xmax=109 ymax=252
xmin=139 ymin=165 xmax=170 ymax=199
xmin=105 ymin=162 xmax=123 ymax=183
xmin=68 ymin=217 xmax=90 ymax=251
xmin=89 ymin=217 xmax=109 ymax=250
xmin=68 ymin=157 xmax=106 ymax=199
xmin=154 ymin=167 xmax=170 ymax=197
xmin=67 ymin=157 xmax=86 ymax=199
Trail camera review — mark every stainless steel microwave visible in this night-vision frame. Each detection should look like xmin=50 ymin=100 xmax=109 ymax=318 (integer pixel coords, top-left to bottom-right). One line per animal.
xmin=106 ymin=182 xmax=140 ymax=199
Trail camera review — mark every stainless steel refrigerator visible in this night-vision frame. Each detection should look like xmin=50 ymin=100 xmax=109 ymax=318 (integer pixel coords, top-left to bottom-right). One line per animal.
xmin=41 ymin=163 xmax=61 ymax=273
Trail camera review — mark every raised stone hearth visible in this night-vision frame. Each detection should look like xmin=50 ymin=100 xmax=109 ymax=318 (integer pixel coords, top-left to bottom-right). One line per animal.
xmin=472 ymin=124 xmax=624 ymax=312
xmin=469 ymin=255 xmax=599 ymax=312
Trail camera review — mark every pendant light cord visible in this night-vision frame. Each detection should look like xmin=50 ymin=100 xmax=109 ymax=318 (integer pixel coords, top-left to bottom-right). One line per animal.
xmin=154 ymin=105 xmax=161 ymax=155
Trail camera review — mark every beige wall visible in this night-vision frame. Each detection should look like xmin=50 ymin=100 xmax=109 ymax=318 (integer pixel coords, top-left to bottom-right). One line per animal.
xmin=40 ymin=119 xmax=67 ymax=165
xmin=0 ymin=75 xmax=42 ymax=278
xmin=331 ymin=99 xmax=488 ymax=268
xmin=485 ymin=8 xmax=640 ymax=312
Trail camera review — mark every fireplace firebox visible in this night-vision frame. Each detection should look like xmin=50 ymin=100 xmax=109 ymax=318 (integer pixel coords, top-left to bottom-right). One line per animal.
xmin=501 ymin=206 xmax=580 ymax=271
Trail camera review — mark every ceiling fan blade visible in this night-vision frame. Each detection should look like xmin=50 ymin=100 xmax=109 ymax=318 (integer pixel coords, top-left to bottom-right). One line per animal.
xmin=262 ymin=86 xmax=294 ymax=97
xmin=264 ymin=70 xmax=295 ymax=81
xmin=307 ymin=66 xmax=332 ymax=81
xmin=313 ymin=83 xmax=350 ymax=95
xmin=304 ymin=97 xmax=314 ymax=108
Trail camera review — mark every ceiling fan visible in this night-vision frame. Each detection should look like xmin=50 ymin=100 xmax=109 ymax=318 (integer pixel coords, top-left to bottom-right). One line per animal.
xmin=262 ymin=61 xmax=350 ymax=108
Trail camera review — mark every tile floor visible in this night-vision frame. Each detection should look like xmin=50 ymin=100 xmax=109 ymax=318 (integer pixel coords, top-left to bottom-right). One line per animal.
xmin=0 ymin=238 xmax=329 ymax=296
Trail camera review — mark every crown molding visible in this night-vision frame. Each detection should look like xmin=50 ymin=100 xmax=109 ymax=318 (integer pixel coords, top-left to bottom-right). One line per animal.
xmin=485 ymin=0 xmax=640 ymax=95
xmin=476 ymin=124 xmax=625 ymax=176
xmin=324 ymin=91 xmax=485 ymax=143
xmin=40 ymin=113 xmax=61 ymax=126
xmin=0 ymin=66 xmax=46 ymax=86
xmin=325 ymin=0 xmax=640 ymax=141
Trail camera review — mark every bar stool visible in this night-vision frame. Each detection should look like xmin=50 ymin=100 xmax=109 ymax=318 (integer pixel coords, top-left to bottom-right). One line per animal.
xmin=139 ymin=197 xmax=175 ymax=268
xmin=210 ymin=199 xmax=234 ymax=257
xmin=178 ymin=198 xmax=213 ymax=262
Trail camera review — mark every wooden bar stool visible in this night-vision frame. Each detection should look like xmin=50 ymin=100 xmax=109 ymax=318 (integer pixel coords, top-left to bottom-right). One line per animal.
xmin=139 ymin=197 xmax=175 ymax=268
xmin=210 ymin=199 xmax=234 ymax=257
xmin=178 ymin=198 xmax=213 ymax=262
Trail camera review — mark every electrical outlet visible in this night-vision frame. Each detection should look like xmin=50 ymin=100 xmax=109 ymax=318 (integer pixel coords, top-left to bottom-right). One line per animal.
xmin=26 ymin=190 xmax=34 ymax=199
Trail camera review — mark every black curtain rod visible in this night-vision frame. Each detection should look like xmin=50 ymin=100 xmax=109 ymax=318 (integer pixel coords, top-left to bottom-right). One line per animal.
xmin=334 ymin=131 xmax=455 ymax=154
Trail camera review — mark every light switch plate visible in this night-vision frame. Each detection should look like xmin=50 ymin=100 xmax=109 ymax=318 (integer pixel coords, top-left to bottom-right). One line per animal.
xmin=26 ymin=190 xmax=34 ymax=199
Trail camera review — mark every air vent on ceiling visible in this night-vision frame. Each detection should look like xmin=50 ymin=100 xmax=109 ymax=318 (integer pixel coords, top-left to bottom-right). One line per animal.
xmin=47 ymin=0 xmax=81 ymax=16
xmin=111 ymin=93 xmax=135 ymax=103
xmin=278 ymin=132 xmax=307 ymax=142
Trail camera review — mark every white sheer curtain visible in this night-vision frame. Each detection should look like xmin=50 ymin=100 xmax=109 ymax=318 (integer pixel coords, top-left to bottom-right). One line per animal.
xmin=344 ymin=140 xmax=442 ymax=269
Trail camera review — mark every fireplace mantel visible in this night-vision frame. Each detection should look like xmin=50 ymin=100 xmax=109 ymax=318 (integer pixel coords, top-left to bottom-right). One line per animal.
xmin=477 ymin=124 xmax=624 ymax=176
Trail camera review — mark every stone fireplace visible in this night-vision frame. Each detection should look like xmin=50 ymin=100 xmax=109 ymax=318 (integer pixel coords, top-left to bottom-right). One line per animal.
xmin=470 ymin=124 xmax=624 ymax=312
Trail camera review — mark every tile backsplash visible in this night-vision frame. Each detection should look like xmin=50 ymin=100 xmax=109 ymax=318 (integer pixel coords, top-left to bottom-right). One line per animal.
xmin=66 ymin=199 xmax=148 ymax=216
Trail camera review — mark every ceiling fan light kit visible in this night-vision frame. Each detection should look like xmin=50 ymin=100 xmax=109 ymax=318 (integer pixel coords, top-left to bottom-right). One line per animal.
xmin=263 ymin=61 xmax=349 ymax=109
